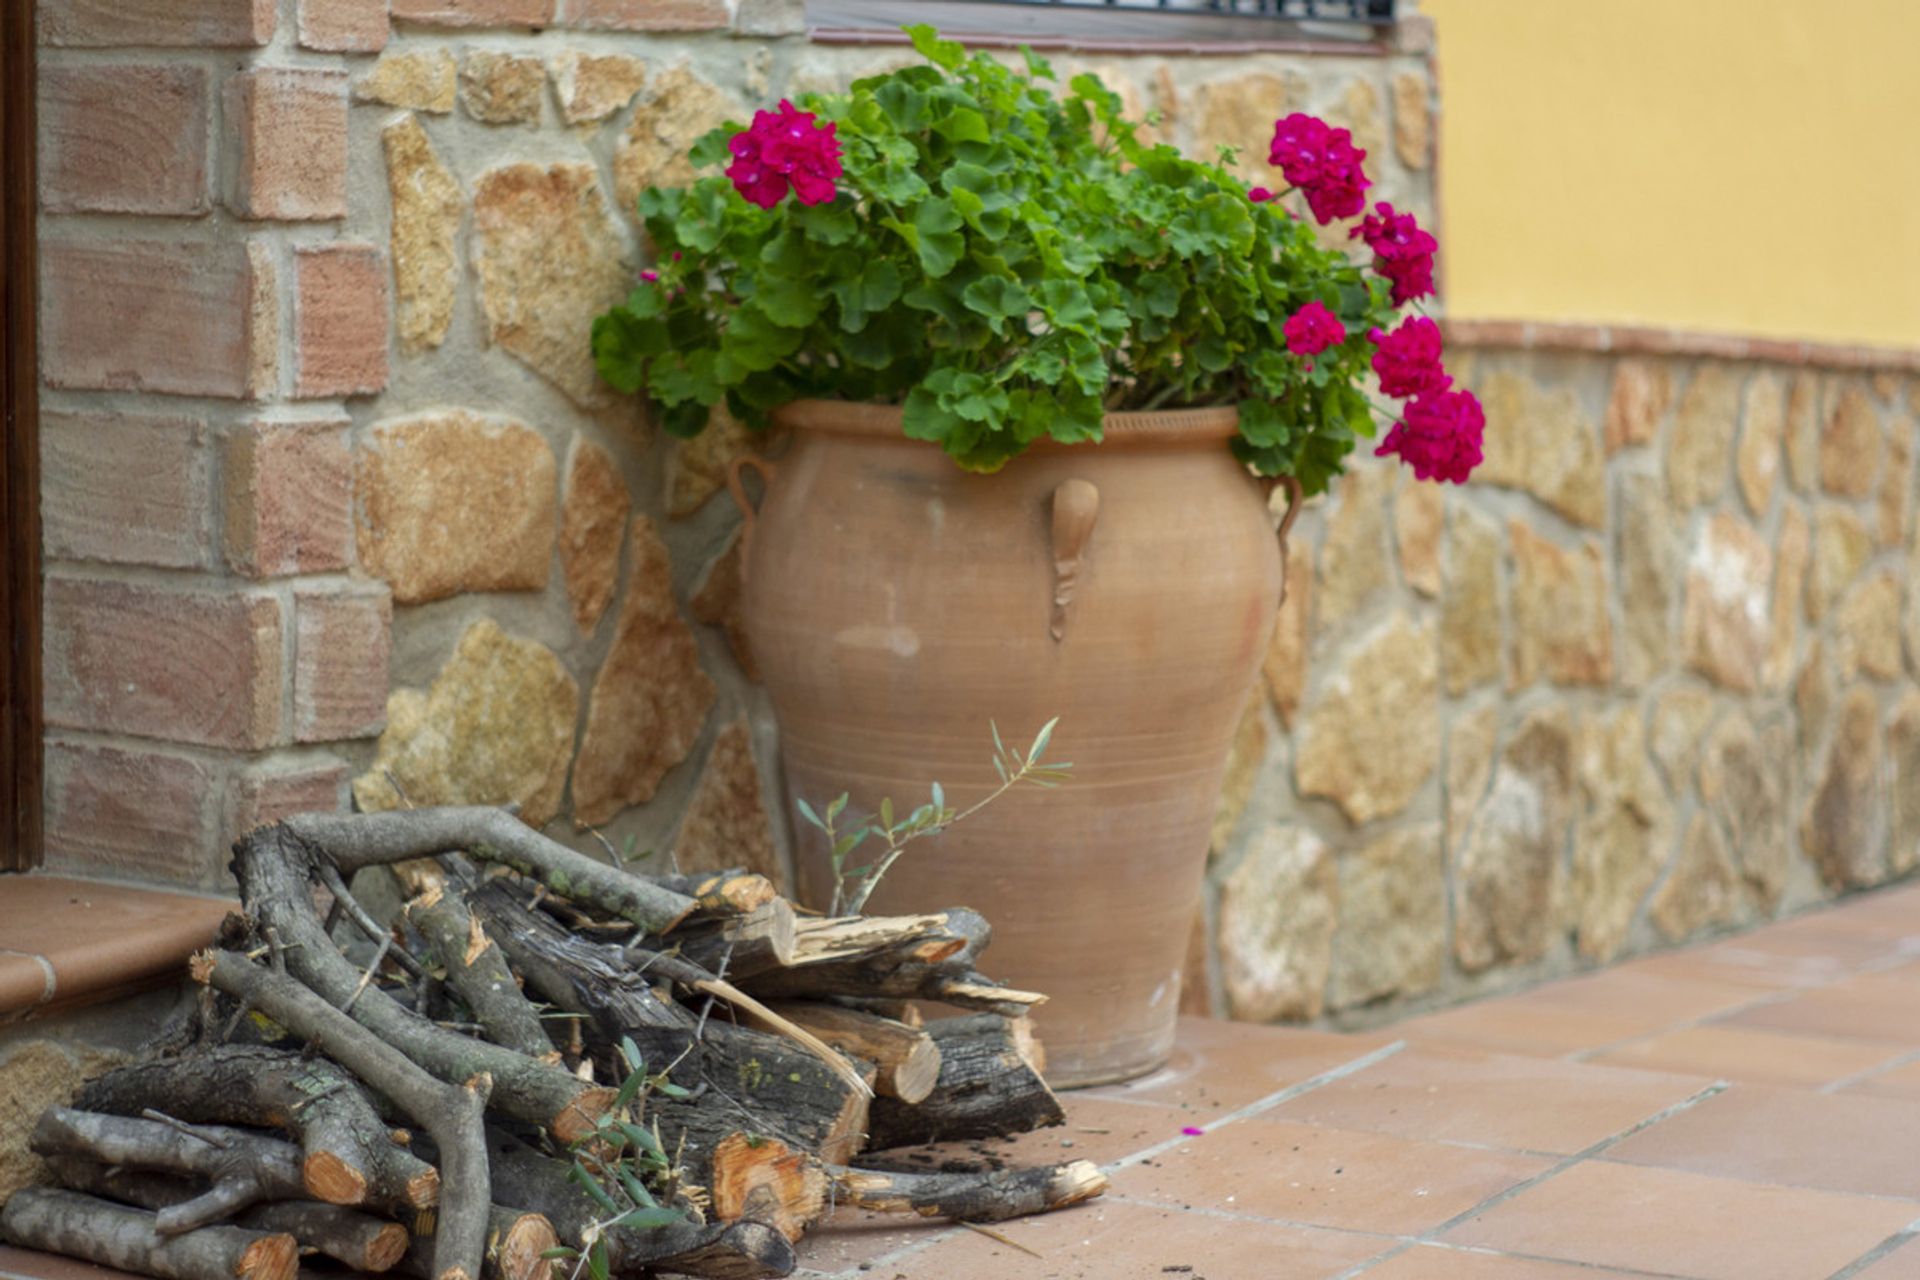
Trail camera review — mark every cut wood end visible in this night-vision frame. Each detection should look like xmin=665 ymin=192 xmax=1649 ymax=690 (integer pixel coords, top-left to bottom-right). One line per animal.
xmin=551 ymin=1085 xmax=619 ymax=1144
xmin=302 ymin=1150 xmax=369 ymax=1206
xmin=907 ymin=937 xmax=967 ymax=965
xmin=236 ymin=1233 xmax=299 ymax=1280
xmin=463 ymin=913 xmax=491 ymax=967
xmin=188 ymin=950 xmax=217 ymax=984
xmin=1051 ymin=1160 xmax=1108 ymax=1207
xmin=490 ymin=1211 xmax=558 ymax=1280
xmin=366 ymin=1221 xmax=411 ymax=1273
xmin=405 ymin=1165 xmax=441 ymax=1209
xmin=711 ymin=1134 xmax=828 ymax=1242
xmin=889 ymin=1037 xmax=943 ymax=1106
xmin=1008 ymin=1017 xmax=1047 ymax=1077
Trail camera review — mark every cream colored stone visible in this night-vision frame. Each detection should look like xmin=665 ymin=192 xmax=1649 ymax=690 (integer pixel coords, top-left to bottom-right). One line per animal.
xmin=1191 ymin=71 xmax=1297 ymax=186
xmin=352 ymin=620 xmax=580 ymax=828
xmin=473 ymin=163 xmax=631 ymax=408
xmin=1801 ymin=686 xmax=1886 ymax=890
xmin=1604 ymin=360 xmax=1671 ymax=455
xmin=1700 ymin=713 xmax=1793 ymax=911
xmin=1835 ymin=571 xmax=1902 ymax=681
xmin=1821 ymin=384 xmax=1882 ymax=499
xmin=1262 ymin=541 xmax=1312 ymax=727
xmin=1295 ymin=614 xmax=1438 ymax=825
xmin=1316 ymin=461 xmax=1392 ymax=628
xmin=1681 ymin=513 xmax=1772 ymax=693
xmin=1210 ymin=694 xmax=1267 ymax=858
xmin=357 ymin=49 xmax=456 ymax=113
xmin=1785 ymin=372 xmax=1822 ymax=494
xmin=1395 ymin=479 xmax=1443 ymax=597
xmin=356 ymin=411 xmax=556 ymax=605
xmin=459 ymin=51 xmax=544 ymax=124
xmin=1618 ymin=472 xmax=1678 ymax=687
xmin=1441 ymin=505 xmax=1501 ymax=695
xmin=1765 ymin=505 xmax=1809 ymax=688
xmin=674 ymin=717 xmax=780 ymax=885
xmin=1572 ymin=706 xmax=1673 ymax=962
xmin=1454 ymin=707 xmax=1573 ymax=972
xmin=668 ymin=406 xmax=756 ymax=518
xmin=572 ymin=518 xmax=717 ymax=826
xmin=1796 ymin=637 xmax=1834 ymax=750
xmin=1649 ymin=686 xmax=1716 ymax=789
xmin=1478 ymin=372 xmax=1606 ymax=528
xmin=382 ymin=115 xmax=462 ymax=352
xmin=1651 ymin=813 xmax=1741 ymax=942
xmin=1330 ymin=823 xmax=1444 ymax=1009
xmin=1509 ymin=523 xmax=1611 ymax=688
xmin=1908 ymin=522 xmax=1920 ymax=681
xmin=550 ymin=51 xmax=646 ymax=125
xmin=1 ymin=1042 xmax=83 ymax=1201
xmin=690 ymin=532 xmax=754 ymax=680
xmin=1330 ymin=76 xmax=1386 ymax=168
xmin=1219 ymin=824 xmax=1336 ymax=1022
xmin=1665 ymin=364 xmax=1742 ymax=509
xmin=1736 ymin=372 xmax=1785 ymax=517
xmin=614 ymin=66 xmax=742 ymax=213
xmin=1880 ymin=415 xmax=1912 ymax=547
xmin=559 ymin=435 xmax=630 ymax=635
xmin=1809 ymin=505 xmax=1871 ymax=622
xmin=1446 ymin=705 xmax=1498 ymax=856
xmin=1889 ymin=691 xmax=1920 ymax=876
xmin=1390 ymin=70 xmax=1430 ymax=169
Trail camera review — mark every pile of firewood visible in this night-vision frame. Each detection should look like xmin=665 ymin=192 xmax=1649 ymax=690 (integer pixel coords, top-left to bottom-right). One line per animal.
xmin=0 ymin=807 xmax=1104 ymax=1280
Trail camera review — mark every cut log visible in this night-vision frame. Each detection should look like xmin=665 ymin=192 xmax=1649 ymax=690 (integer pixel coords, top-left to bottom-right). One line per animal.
xmin=281 ymin=809 xmax=697 ymax=932
xmin=656 ymin=900 xmax=798 ymax=979
xmin=200 ymin=949 xmax=492 ymax=1280
xmin=651 ymin=869 xmax=778 ymax=916
xmin=740 ymin=909 xmax=1042 ymax=1015
xmin=393 ymin=859 xmax=558 ymax=1062
xmin=231 ymin=824 xmax=614 ymax=1141
xmin=398 ymin=1206 xmax=556 ymax=1280
xmin=828 ymin=1160 xmax=1107 ymax=1223
xmin=708 ymin=1134 xmax=827 ymax=1242
xmin=29 ymin=1107 xmax=308 ymax=1234
xmin=760 ymin=1002 xmax=941 ymax=1104
xmin=75 ymin=1044 xmax=438 ymax=1210
xmin=864 ymin=1016 xmax=1064 ymax=1149
xmin=43 ymin=1157 xmax=410 ymax=1272
xmin=785 ymin=913 xmax=954 ymax=966
xmin=0 ymin=1188 xmax=297 ymax=1280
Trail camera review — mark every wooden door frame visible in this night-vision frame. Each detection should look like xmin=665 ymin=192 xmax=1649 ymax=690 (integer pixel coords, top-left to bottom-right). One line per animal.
xmin=1 ymin=0 xmax=42 ymax=871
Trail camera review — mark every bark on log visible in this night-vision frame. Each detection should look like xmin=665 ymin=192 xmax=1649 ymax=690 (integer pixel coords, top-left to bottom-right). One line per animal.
xmin=864 ymin=1016 xmax=1063 ymax=1149
xmin=394 ymin=860 xmax=558 ymax=1062
xmin=231 ymin=825 xmax=613 ymax=1141
xmin=200 ymin=950 xmax=492 ymax=1280
xmin=759 ymin=1002 xmax=940 ymax=1104
xmin=650 ymin=870 xmax=777 ymax=916
xmin=483 ymin=1131 xmax=795 ymax=1280
xmin=281 ymin=809 xmax=697 ymax=932
xmin=0 ymin=1188 xmax=297 ymax=1280
xmin=656 ymin=901 xmax=797 ymax=979
xmin=827 ymin=1160 xmax=1106 ymax=1223
xmin=44 ymin=1158 xmax=412 ymax=1272
xmin=398 ymin=1206 xmax=556 ymax=1280
xmin=708 ymin=1135 xmax=826 ymax=1242
xmin=75 ymin=1045 xmax=437 ymax=1210
xmin=29 ymin=1107 xmax=308 ymax=1234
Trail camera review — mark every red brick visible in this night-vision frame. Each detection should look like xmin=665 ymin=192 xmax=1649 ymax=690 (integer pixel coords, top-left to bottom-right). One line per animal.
xmin=41 ymin=238 xmax=274 ymax=398
xmin=561 ymin=0 xmax=727 ymax=29
xmin=225 ymin=418 xmax=355 ymax=577
xmin=391 ymin=0 xmax=554 ymax=26
xmin=226 ymin=757 xmax=350 ymax=842
xmin=295 ymin=244 xmax=390 ymax=399
xmin=293 ymin=583 xmax=392 ymax=743
xmin=298 ymin=0 xmax=389 ymax=51
xmin=42 ymin=576 xmax=284 ymax=750
xmin=41 ymin=0 xmax=274 ymax=47
xmin=41 ymin=411 xmax=211 ymax=569
xmin=39 ymin=64 xmax=209 ymax=215
xmin=43 ymin=739 xmax=216 ymax=885
xmin=224 ymin=68 xmax=348 ymax=221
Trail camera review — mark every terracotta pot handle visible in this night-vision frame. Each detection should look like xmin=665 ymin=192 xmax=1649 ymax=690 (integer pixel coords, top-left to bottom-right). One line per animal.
xmin=725 ymin=455 xmax=778 ymax=580
xmin=1049 ymin=479 xmax=1101 ymax=641
xmin=1265 ymin=474 xmax=1304 ymax=607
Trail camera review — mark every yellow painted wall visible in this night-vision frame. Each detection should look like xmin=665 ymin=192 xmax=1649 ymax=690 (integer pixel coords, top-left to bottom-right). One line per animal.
xmin=1420 ymin=0 xmax=1920 ymax=347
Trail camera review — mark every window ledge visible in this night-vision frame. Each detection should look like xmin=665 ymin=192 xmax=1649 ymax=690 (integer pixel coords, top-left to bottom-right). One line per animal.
xmin=0 ymin=876 xmax=234 ymax=1021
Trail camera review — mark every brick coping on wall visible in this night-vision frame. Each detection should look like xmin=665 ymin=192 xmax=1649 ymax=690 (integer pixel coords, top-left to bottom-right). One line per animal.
xmin=0 ymin=876 xmax=232 ymax=1021
xmin=1444 ymin=317 xmax=1920 ymax=374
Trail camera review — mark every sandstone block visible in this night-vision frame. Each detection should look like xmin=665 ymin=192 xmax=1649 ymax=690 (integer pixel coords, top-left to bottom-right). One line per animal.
xmin=1649 ymin=686 xmax=1716 ymax=789
xmin=357 ymin=50 xmax=456 ymax=112
xmin=1210 ymin=695 xmax=1267 ymax=858
xmin=690 ymin=532 xmax=755 ymax=680
xmin=224 ymin=417 xmax=354 ymax=577
xmin=293 ymin=583 xmax=393 ymax=743
xmin=1765 ymin=505 xmax=1809 ymax=688
xmin=673 ymin=718 xmax=781 ymax=885
xmin=41 ymin=411 xmax=210 ymax=569
xmin=614 ymin=66 xmax=741 ymax=214
xmin=224 ymin=68 xmax=348 ymax=221
xmin=1330 ymin=823 xmax=1444 ymax=1009
xmin=39 ymin=64 xmax=208 ymax=215
xmin=550 ymin=51 xmax=646 ymax=124
xmin=1821 ymin=384 xmax=1881 ymax=499
xmin=1665 ymin=364 xmax=1742 ymax=509
xmin=41 ymin=0 xmax=273 ymax=46
xmin=1681 ymin=513 xmax=1772 ymax=692
xmin=390 ymin=0 xmax=553 ymax=24
xmin=1453 ymin=708 xmax=1573 ymax=972
xmin=1650 ymin=813 xmax=1741 ymax=941
xmin=1390 ymin=71 xmax=1430 ymax=169
xmin=1700 ymin=713 xmax=1793 ymax=911
xmin=1571 ymin=706 xmax=1672 ymax=962
xmin=43 ymin=740 xmax=214 ymax=885
xmin=561 ymin=0 xmax=729 ymax=29
xmin=1295 ymin=614 xmax=1438 ymax=826
xmin=1604 ymin=359 xmax=1670 ymax=455
xmin=1509 ymin=522 xmax=1611 ymax=688
xmin=226 ymin=757 xmax=350 ymax=845
xmin=1394 ymin=479 xmax=1444 ymax=597
xmin=559 ymin=434 xmax=631 ymax=634
xmin=1477 ymin=372 xmax=1606 ymax=527
xmin=382 ymin=115 xmax=462 ymax=351
xmin=1617 ymin=472 xmax=1678 ymax=687
xmin=460 ymin=51 xmax=545 ymax=123
xmin=1801 ymin=686 xmax=1886 ymax=890
xmin=1889 ymin=692 xmax=1920 ymax=877
xmin=1736 ymin=372 xmax=1785 ymax=516
xmin=1835 ymin=571 xmax=1902 ymax=682
xmin=1809 ymin=505 xmax=1871 ymax=622
xmin=1441 ymin=506 xmax=1501 ymax=695
xmin=1785 ymin=373 xmax=1822 ymax=493
xmin=668 ymin=406 xmax=758 ymax=518
xmin=1218 ymin=825 xmax=1336 ymax=1022
xmin=298 ymin=0 xmax=387 ymax=49
xmin=294 ymin=243 xmax=390 ymax=399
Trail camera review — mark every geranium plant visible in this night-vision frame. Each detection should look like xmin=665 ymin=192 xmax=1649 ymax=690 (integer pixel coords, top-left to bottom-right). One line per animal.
xmin=593 ymin=25 xmax=1481 ymax=492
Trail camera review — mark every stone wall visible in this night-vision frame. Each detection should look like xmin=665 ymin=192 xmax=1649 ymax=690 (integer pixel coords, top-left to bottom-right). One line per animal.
xmin=1190 ymin=330 xmax=1920 ymax=1025
xmin=33 ymin=0 xmax=1438 ymax=899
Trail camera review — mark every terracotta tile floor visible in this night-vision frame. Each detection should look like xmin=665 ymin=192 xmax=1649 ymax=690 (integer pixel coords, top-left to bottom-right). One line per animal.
xmin=8 ymin=883 xmax=1920 ymax=1280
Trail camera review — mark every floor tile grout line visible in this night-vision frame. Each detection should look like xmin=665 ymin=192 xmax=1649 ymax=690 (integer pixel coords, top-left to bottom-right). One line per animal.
xmin=1412 ymin=1242 xmax=1703 ymax=1280
xmin=1326 ymin=1079 xmax=1731 ymax=1280
xmin=806 ymin=1039 xmax=1410 ymax=1280
xmin=1828 ymin=1228 xmax=1918 ymax=1280
xmin=1819 ymin=1043 xmax=1920 ymax=1096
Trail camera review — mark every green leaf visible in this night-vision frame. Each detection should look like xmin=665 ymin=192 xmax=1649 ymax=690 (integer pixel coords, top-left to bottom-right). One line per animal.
xmin=874 ymin=80 xmax=930 ymax=132
xmin=795 ymin=797 xmax=823 ymax=829
xmin=1028 ymin=716 xmax=1059 ymax=764
xmin=910 ymin=198 xmax=965 ymax=277
xmin=829 ymin=258 xmax=903 ymax=333
xmin=935 ymin=107 xmax=990 ymax=145
xmin=611 ymin=1207 xmax=692 ymax=1232
xmin=906 ymin=23 xmax=966 ymax=70
xmin=827 ymin=793 xmax=849 ymax=822
xmin=960 ymin=275 xmax=1031 ymax=334
xmin=588 ymin=1242 xmax=610 ymax=1280
xmin=689 ymin=126 xmax=737 ymax=169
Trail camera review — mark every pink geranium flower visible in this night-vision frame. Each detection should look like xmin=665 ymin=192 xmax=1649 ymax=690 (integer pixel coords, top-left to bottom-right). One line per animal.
xmin=1369 ymin=316 xmax=1450 ymax=398
xmin=1248 ymin=187 xmax=1275 ymax=203
xmin=1376 ymin=387 xmax=1484 ymax=484
xmin=726 ymin=100 xmax=843 ymax=210
xmin=1352 ymin=202 xmax=1437 ymax=306
xmin=1283 ymin=301 xmax=1347 ymax=357
xmin=1267 ymin=113 xmax=1370 ymax=225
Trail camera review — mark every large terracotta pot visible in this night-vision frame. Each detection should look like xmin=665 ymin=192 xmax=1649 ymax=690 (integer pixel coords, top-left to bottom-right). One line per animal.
xmin=732 ymin=399 xmax=1287 ymax=1086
